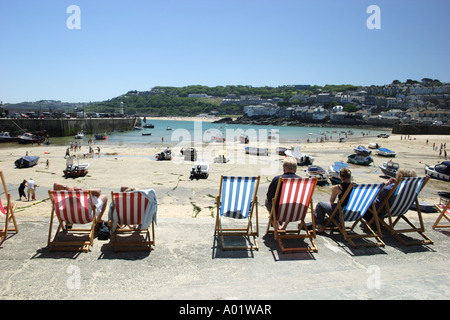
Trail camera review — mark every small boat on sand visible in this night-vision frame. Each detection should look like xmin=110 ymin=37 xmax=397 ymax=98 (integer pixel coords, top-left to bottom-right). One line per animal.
xmin=377 ymin=148 xmax=396 ymax=157
xmin=379 ymin=161 xmax=399 ymax=178
xmin=189 ymin=162 xmax=210 ymax=180
xmin=354 ymin=145 xmax=372 ymax=156
xmin=425 ymin=161 xmax=450 ymax=182
xmin=0 ymin=132 xmax=19 ymax=143
xmin=328 ymin=161 xmax=350 ymax=184
xmin=64 ymin=158 xmax=89 ymax=178
xmin=306 ymin=165 xmax=329 ymax=185
xmin=244 ymin=146 xmax=268 ymax=156
xmin=284 ymin=146 xmax=314 ymax=166
xmin=347 ymin=154 xmax=373 ymax=166
xmin=15 ymin=156 xmax=40 ymax=168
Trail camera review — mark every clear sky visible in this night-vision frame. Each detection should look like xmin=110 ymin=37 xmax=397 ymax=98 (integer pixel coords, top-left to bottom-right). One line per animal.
xmin=1 ymin=0 xmax=449 ymax=103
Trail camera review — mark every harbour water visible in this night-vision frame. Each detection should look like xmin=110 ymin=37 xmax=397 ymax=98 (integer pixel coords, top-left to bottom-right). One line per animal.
xmin=10 ymin=118 xmax=390 ymax=148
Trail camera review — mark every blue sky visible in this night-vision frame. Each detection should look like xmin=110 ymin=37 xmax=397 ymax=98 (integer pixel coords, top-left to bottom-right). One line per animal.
xmin=0 ymin=0 xmax=449 ymax=103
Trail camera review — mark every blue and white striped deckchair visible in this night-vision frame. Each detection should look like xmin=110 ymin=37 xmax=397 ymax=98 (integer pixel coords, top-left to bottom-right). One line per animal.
xmin=326 ymin=183 xmax=385 ymax=248
xmin=215 ymin=176 xmax=260 ymax=250
xmin=376 ymin=176 xmax=433 ymax=246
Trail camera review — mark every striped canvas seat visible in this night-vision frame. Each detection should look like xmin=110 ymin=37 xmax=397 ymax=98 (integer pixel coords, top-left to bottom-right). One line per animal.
xmin=266 ymin=177 xmax=318 ymax=253
xmin=376 ymin=176 xmax=433 ymax=246
xmin=50 ymin=190 xmax=94 ymax=225
xmin=219 ymin=176 xmax=258 ymax=219
xmin=47 ymin=190 xmax=96 ymax=252
xmin=433 ymin=195 xmax=450 ymax=229
xmin=0 ymin=171 xmax=18 ymax=245
xmin=215 ymin=176 xmax=260 ymax=251
xmin=110 ymin=191 xmax=156 ymax=252
xmin=342 ymin=184 xmax=384 ymax=222
xmin=326 ymin=183 xmax=385 ymax=248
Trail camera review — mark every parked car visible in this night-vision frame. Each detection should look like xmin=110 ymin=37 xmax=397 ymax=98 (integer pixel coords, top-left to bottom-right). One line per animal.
xmin=377 ymin=133 xmax=390 ymax=138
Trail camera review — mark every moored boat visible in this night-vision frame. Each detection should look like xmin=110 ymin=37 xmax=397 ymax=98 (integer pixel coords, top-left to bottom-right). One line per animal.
xmin=425 ymin=161 xmax=450 ymax=182
xmin=18 ymin=133 xmax=45 ymax=144
xmin=379 ymin=161 xmax=399 ymax=178
xmin=75 ymin=131 xmax=85 ymax=139
xmin=377 ymin=148 xmax=396 ymax=157
xmin=244 ymin=146 xmax=268 ymax=156
xmin=368 ymin=142 xmax=380 ymax=149
xmin=189 ymin=161 xmax=209 ymax=180
xmin=328 ymin=161 xmax=350 ymax=184
xmin=284 ymin=146 xmax=314 ymax=166
xmin=94 ymin=134 xmax=108 ymax=140
xmin=15 ymin=156 xmax=40 ymax=168
xmin=347 ymin=154 xmax=373 ymax=166
xmin=0 ymin=132 xmax=19 ymax=143
xmin=306 ymin=165 xmax=329 ymax=185
xmin=354 ymin=145 xmax=372 ymax=156
xmin=143 ymin=123 xmax=154 ymax=128
xmin=64 ymin=158 xmax=90 ymax=178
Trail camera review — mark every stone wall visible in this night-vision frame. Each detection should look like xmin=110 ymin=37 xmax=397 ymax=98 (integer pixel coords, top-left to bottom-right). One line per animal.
xmin=0 ymin=117 xmax=139 ymax=137
xmin=392 ymin=124 xmax=450 ymax=135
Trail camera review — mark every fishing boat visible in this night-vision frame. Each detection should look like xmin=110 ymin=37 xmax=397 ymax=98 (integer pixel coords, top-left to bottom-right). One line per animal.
xmin=239 ymin=134 xmax=249 ymax=144
xmin=379 ymin=161 xmax=399 ymax=178
xmin=328 ymin=161 xmax=350 ymax=184
xmin=354 ymin=145 xmax=372 ymax=156
xmin=0 ymin=132 xmax=19 ymax=143
xmin=189 ymin=161 xmax=210 ymax=180
xmin=143 ymin=123 xmax=154 ymax=128
xmin=377 ymin=147 xmax=396 ymax=157
xmin=94 ymin=134 xmax=108 ymax=140
xmin=425 ymin=161 xmax=450 ymax=182
xmin=134 ymin=126 xmax=142 ymax=130
xmin=347 ymin=154 xmax=373 ymax=166
xmin=156 ymin=149 xmax=173 ymax=161
xmin=214 ymin=150 xmax=230 ymax=163
xmin=15 ymin=156 xmax=40 ymax=168
xmin=181 ymin=147 xmax=197 ymax=161
xmin=63 ymin=158 xmax=90 ymax=178
xmin=284 ymin=146 xmax=314 ymax=166
xmin=141 ymin=132 xmax=152 ymax=136
xmin=244 ymin=146 xmax=269 ymax=156
xmin=18 ymin=133 xmax=46 ymax=144
xmin=276 ymin=147 xmax=288 ymax=156
xmin=368 ymin=142 xmax=380 ymax=149
xmin=74 ymin=131 xmax=85 ymax=139
xmin=306 ymin=165 xmax=329 ymax=185
xmin=166 ymin=126 xmax=172 ymax=130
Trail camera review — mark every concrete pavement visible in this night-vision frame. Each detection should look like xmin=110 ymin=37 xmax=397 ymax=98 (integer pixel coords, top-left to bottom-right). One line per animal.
xmin=0 ymin=214 xmax=449 ymax=301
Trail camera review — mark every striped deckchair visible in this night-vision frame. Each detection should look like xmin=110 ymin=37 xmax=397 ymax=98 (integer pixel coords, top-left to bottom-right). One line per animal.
xmin=0 ymin=171 xmax=18 ymax=245
xmin=48 ymin=190 xmax=96 ymax=252
xmin=266 ymin=177 xmax=318 ymax=253
xmin=325 ymin=183 xmax=385 ymax=248
xmin=110 ymin=191 xmax=156 ymax=252
xmin=375 ymin=176 xmax=433 ymax=245
xmin=433 ymin=192 xmax=450 ymax=229
xmin=214 ymin=176 xmax=260 ymax=250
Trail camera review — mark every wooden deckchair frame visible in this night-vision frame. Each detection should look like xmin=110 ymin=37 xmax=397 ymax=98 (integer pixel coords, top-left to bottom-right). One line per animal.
xmin=48 ymin=190 xmax=96 ymax=252
xmin=265 ymin=177 xmax=318 ymax=253
xmin=433 ymin=195 xmax=450 ymax=229
xmin=371 ymin=176 xmax=433 ymax=246
xmin=325 ymin=183 xmax=385 ymax=249
xmin=110 ymin=191 xmax=155 ymax=252
xmin=0 ymin=171 xmax=18 ymax=244
xmin=214 ymin=176 xmax=260 ymax=251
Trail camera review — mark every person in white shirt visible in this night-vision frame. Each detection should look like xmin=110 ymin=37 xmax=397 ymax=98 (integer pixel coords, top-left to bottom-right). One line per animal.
xmin=27 ymin=178 xmax=37 ymax=201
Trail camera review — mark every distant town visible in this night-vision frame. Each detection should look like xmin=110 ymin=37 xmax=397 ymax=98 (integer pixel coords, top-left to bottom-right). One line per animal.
xmin=1 ymin=79 xmax=449 ymax=127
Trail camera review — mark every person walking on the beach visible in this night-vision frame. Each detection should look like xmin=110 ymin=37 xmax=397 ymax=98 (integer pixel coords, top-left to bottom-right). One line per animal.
xmin=18 ymin=179 xmax=27 ymax=201
xmin=27 ymin=178 xmax=37 ymax=201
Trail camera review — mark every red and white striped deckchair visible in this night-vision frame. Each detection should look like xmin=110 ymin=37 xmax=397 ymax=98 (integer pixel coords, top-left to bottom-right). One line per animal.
xmin=266 ymin=177 xmax=318 ymax=253
xmin=0 ymin=171 xmax=18 ymax=244
xmin=48 ymin=190 xmax=96 ymax=252
xmin=110 ymin=191 xmax=156 ymax=252
xmin=433 ymin=192 xmax=450 ymax=229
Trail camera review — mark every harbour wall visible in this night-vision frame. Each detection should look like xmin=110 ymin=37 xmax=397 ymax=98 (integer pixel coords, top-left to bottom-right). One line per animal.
xmin=0 ymin=117 xmax=140 ymax=137
xmin=392 ymin=124 xmax=450 ymax=135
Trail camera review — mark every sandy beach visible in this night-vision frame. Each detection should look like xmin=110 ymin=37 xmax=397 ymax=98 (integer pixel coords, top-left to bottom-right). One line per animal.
xmin=2 ymin=131 xmax=449 ymax=221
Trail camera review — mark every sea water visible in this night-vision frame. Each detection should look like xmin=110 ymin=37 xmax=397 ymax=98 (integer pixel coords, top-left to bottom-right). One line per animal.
xmin=47 ymin=118 xmax=389 ymax=147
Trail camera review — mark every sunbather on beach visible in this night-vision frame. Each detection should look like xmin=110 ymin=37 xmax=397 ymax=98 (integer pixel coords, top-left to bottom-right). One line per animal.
xmin=53 ymin=182 xmax=108 ymax=228
xmin=313 ymin=167 xmax=352 ymax=234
